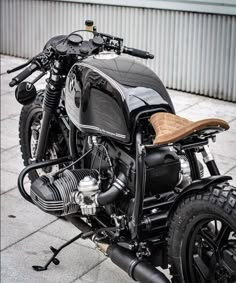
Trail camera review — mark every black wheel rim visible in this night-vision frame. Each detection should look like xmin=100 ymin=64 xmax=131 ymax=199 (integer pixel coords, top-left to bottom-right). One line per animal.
xmin=25 ymin=106 xmax=59 ymax=175
xmin=25 ymin=106 xmax=42 ymax=159
xmin=182 ymin=215 xmax=236 ymax=283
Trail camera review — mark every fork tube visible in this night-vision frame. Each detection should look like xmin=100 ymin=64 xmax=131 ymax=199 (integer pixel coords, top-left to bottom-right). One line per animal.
xmin=36 ymin=110 xmax=53 ymax=161
xmin=36 ymin=59 xmax=63 ymax=161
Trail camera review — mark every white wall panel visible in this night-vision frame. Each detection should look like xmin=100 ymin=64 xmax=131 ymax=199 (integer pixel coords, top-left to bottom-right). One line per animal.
xmin=1 ymin=0 xmax=235 ymax=101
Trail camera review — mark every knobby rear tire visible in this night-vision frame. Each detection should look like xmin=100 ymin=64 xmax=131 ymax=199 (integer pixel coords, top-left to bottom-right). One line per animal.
xmin=168 ymin=183 xmax=236 ymax=283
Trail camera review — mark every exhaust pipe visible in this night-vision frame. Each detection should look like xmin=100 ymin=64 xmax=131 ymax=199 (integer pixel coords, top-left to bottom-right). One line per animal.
xmin=68 ymin=216 xmax=170 ymax=283
xmin=97 ymin=243 xmax=170 ymax=283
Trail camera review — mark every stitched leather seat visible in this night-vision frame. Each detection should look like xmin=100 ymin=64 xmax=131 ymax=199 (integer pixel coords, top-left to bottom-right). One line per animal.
xmin=150 ymin=113 xmax=229 ymax=145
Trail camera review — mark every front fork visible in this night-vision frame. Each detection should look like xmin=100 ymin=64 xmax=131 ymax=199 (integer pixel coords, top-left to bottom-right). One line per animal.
xmin=36 ymin=59 xmax=64 ymax=161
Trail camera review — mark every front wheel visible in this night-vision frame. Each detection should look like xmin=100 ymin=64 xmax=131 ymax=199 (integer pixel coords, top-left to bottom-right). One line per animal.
xmin=168 ymin=184 xmax=236 ymax=283
xmin=19 ymin=90 xmax=68 ymax=182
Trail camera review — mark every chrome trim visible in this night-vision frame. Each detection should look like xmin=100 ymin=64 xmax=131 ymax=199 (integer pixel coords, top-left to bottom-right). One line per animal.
xmin=69 ymin=114 xmax=126 ymax=139
xmin=201 ymin=145 xmax=214 ymax=163
xmin=94 ymin=51 xmax=119 ymax=60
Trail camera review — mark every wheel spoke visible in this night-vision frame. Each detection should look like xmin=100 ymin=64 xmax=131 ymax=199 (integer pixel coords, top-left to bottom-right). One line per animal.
xmin=216 ymin=223 xmax=230 ymax=247
xmin=214 ymin=220 xmax=218 ymax=235
xmin=193 ymin=254 xmax=212 ymax=282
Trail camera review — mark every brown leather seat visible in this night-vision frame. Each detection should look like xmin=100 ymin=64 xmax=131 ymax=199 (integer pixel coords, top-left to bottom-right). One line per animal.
xmin=150 ymin=113 xmax=229 ymax=145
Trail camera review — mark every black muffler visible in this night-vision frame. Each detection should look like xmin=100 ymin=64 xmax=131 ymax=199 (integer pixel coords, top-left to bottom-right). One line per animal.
xmin=98 ymin=243 xmax=170 ymax=283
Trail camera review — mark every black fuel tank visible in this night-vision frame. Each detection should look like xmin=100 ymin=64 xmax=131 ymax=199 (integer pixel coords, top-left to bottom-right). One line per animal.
xmin=65 ymin=53 xmax=175 ymax=144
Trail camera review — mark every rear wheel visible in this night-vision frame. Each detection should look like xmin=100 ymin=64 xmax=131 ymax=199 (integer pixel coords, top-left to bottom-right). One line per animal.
xmin=168 ymin=184 xmax=236 ymax=283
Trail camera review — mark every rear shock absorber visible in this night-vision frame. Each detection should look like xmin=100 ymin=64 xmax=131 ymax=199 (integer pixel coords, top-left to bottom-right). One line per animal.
xmin=36 ymin=59 xmax=64 ymax=161
xmin=201 ymin=145 xmax=220 ymax=176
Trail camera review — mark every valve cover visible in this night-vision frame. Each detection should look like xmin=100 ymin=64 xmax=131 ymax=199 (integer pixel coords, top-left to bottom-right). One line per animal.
xmin=30 ymin=169 xmax=98 ymax=216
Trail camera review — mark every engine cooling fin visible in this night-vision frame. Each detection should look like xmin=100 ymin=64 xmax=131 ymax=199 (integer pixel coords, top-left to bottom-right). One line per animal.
xmin=30 ymin=169 xmax=98 ymax=216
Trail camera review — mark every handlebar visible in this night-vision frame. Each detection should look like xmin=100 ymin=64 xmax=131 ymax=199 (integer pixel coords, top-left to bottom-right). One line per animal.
xmin=123 ymin=46 xmax=154 ymax=59
xmin=9 ymin=63 xmax=39 ymax=87
xmin=95 ymin=31 xmax=154 ymax=59
xmin=9 ymin=33 xmax=155 ymax=87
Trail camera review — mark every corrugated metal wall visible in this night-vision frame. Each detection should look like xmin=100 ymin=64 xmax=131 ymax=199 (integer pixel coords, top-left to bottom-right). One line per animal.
xmin=1 ymin=0 xmax=236 ymax=101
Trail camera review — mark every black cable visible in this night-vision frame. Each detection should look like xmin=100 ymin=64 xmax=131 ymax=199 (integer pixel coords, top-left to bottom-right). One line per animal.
xmin=90 ymin=147 xmax=99 ymax=171
xmin=98 ymin=147 xmax=104 ymax=174
xmin=52 ymin=147 xmax=93 ymax=178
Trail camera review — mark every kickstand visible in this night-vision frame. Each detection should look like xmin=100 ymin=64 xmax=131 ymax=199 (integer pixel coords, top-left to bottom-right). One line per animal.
xmin=32 ymin=232 xmax=84 ymax=271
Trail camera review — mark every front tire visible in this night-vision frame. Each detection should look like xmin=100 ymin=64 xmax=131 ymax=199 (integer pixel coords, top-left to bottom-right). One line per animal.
xmin=19 ymin=90 xmax=66 ymax=182
xmin=168 ymin=184 xmax=236 ymax=283
xmin=19 ymin=90 xmax=44 ymax=181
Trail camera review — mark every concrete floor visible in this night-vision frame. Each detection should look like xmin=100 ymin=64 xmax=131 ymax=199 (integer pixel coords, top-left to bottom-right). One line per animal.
xmin=1 ymin=55 xmax=236 ymax=283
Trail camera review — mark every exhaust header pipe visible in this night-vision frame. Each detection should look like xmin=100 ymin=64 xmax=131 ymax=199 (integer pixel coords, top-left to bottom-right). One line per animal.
xmin=97 ymin=243 xmax=170 ymax=283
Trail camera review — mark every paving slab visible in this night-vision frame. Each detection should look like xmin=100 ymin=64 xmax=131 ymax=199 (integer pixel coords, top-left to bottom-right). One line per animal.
xmin=1 ymin=118 xmax=20 ymax=150
xmin=196 ymin=152 xmax=236 ymax=187
xmin=1 ymin=146 xmax=25 ymax=175
xmin=0 ymin=93 xmax=21 ymax=120
xmin=75 ymin=258 xmax=171 ymax=283
xmin=41 ymin=219 xmax=96 ymax=250
xmin=213 ymin=154 xmax=236 ymax=177
xmin=225 ymin=166 xmax=236 ymax=187
xmin=179 ymin=98 xmax=236 ymax=122
xmin=9 ymin=180 xmax=31 ymax=198
xmin=1 ymin=75 xmax=47 ymax=97
xmin=1 ymin=75 xmax=15 ymax=95
xmin=10 ymin=115 xmax=22 ymax=121
xmin=75 ymin=258 xmax=133 ymax=283
xmin=208 ymin=129 xmax=236 ymax=160
xmin=0 ymin=55 xmax=27 ymax=74
xmin=1 ymin=231 xmax=105 ymax=283
xmin=229 ymin=118 xmax=236 ymax=129
xmin=1 ymin=192 xmax=56 ymax=250
xmin=168 ymin=89 xmax=202 ymax=113
xmin=0 ymin=170 xmax=18 ymax=194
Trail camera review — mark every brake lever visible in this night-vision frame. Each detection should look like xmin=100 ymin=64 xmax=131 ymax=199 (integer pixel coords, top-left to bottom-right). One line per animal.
xmin=6 ymin=47 xmax=53 ymax=74
xmin=7 ymin=59 xmax=33 ymax=74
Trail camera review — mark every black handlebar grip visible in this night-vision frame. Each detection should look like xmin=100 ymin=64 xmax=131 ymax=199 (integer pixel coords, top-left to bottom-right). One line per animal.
xmin=9 ymin=63 xmax=39 ymax=87
xmin=123 ymin=46 xmax=154 ymax=59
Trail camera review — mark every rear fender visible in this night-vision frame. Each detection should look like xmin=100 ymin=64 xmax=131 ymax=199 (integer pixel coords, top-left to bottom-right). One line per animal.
xmin=168 ymin=175 xmax=232 ymax=219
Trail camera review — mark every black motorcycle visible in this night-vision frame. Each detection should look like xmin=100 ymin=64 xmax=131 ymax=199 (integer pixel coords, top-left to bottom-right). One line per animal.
xmin=8 ymin=21 xmax=236 ymax=283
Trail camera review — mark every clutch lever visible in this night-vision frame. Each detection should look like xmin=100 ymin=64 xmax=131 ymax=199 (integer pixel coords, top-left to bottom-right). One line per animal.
xmin=95 ymin=31 xmax=123 ymax=42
